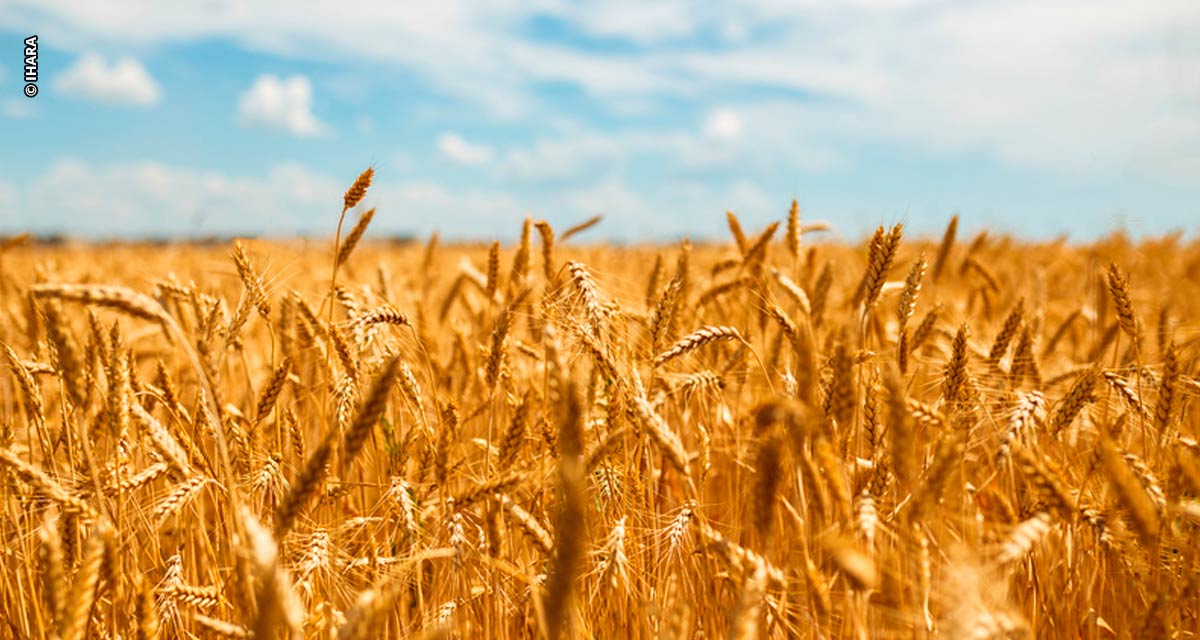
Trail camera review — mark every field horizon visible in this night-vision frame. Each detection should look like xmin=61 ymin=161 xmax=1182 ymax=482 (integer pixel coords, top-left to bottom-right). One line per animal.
xmin=4 ymin=220 xmax=1197 ymax=251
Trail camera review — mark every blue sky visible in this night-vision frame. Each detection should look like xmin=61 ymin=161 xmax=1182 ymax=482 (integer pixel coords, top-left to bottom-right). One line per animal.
xmin=1 ymin=0 xmax=1198 ymax=241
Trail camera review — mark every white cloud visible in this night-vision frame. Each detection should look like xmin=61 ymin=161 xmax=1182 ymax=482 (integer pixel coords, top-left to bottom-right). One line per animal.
xmin=0 ymin=156 xmax=763 ymax=241
xmin=56 ymin=52 xmax=161 ymax=106
xmin=503 ymin=132 xmax=632 ymax=182
xmin=6 ymin=154 xmax=1193 ymax=242
xmin=13 ymin=158 xmax=339 ymax=234
xmin=2 ymin=0 xmax=1198 ymax=182
xmin=704 ymin=108 xmax=744 ymax=141
xmin=375 ymin=181 xmax=521 ymax=232
xmin=0 ymin=158 xmax=526 ymax=238
xmin=541 ymin=1 xmax=698 ymax=44
xmin=499 ymin=107 xmax=842 ymax=187
xmin=236 ymin=74 xmax=326 ymax=137
xmin=669 ymin=1 xmax=1200 ymax=179
xmin=437 ymin=132 xmax=495 ymax=165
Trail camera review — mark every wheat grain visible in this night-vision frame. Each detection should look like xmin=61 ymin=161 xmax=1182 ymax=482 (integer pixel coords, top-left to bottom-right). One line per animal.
xmin=0 ymin=447 xmax=96 ymax=516
xmin=335 ymin=208 xmax=376 ymax=268
xmin=342 ymin=167 xmax=373 ymax=210
xmin=33 ymin=283 xmax=170 ymax=326
xmin=1106 ymin=263 xmax=1138 ymax=342
xmin=1154 ymin=341 xmax=1179 ymax=437
xmin=340 ymin=356 xmax=401 ymax=475
xmin=1098 ymin=436 xmax=1160 ymax=547
xmin=653 ymin=325 xmax=744 ymax=367
xmin=932 ymin=215 xmax=958 ymax=283
xmin=62 ymin=520 xmax=111 ymax=640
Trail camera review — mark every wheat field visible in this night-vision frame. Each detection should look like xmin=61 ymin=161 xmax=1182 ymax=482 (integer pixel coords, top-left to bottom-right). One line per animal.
xmin=1 ymin=171 xmax=1198 ymax=639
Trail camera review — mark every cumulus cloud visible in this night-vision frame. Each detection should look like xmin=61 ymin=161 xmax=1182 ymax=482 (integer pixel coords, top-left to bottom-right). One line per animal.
xmin=437 ymin=132 xmax=495 ymax=165
xmin=56 ymin=53 xmax=161 ymax=106
xmin=236 ymin=74 xmax=326 ymax=137
xmin=703 ymin=108 xmax=744 ymax=140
